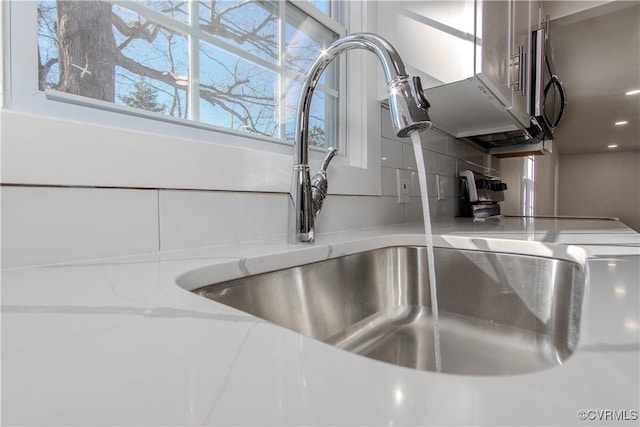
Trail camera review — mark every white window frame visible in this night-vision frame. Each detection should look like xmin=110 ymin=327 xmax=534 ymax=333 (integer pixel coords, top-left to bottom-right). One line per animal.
xmin=1 ymin=0 xmax=383 ymax=196
xmin=522 ymin=155 xmax=535 ymax=216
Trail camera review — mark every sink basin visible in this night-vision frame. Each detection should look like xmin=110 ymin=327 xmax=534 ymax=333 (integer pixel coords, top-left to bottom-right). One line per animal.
xmin=190 ymin=246 xmax=585 ymax=376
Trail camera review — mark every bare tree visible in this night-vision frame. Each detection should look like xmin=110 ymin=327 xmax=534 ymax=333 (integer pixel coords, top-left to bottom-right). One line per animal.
xmin=56 ymin=1 xmax=116 ymax=101
xmin=200 ymin=0 xmax=278 ymax=61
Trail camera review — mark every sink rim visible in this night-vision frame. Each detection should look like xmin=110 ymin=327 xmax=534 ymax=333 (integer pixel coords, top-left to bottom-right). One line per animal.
xmin=175 ymin=236 xmax=588 ymax=292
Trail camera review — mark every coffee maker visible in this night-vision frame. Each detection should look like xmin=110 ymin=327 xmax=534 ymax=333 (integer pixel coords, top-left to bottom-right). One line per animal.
xmin=459 ymin=170 xmax=507 ymax=219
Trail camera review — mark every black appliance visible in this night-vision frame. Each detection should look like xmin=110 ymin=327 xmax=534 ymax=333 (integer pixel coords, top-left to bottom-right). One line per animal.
xmin=459 ymin=170 xmax=507 ymax=219
xmin=529 ymin=20 xmax=568 ymax=140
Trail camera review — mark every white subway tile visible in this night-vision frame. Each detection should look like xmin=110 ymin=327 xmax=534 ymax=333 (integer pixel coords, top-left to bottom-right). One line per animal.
xmin=405 ymin=196 xmax=445 ymax=222
xmin=427 ymin=196 xmax=438 ymax=218
xmin=235 ymin=192 xmax=288 ymax=242
xmin=315 ymin=195 xmax=361 ymax=234
xmin=426 ymin=151 xmax=457 ymax=177
xmin=381 ymin=167 xmax=399 ymax=197
xmin=446 ymin=136 xmax=485 ymax=159
xmin=408 ymin=170 xmax=439 ymax=198
xmin=445 ymin=174 xmax=459 ymax=199
xmin=435 ymin=197 xmax=457 ymax=218
xmin=457 ymin=155 xmax=488 ymax=175
xmin=403 ymin=143 xmax=418 ymax=170
xmin=159 ymin=190 xmax=237 ymax=251
xmin=380 ymin=139 xmax=403 ymax=168
xmin=1 ymin=186 xmax=158 ymax=268
xmin=407 ymin=197 xmax=440 ymax=222
xmin=409 ymin=170 xmax=420 ymax=197
xmin=358 ymin=196 xmax=405 ymax=228
xmin=405 ymin=196 xmax=424 ymax=224
xmin=420 ymin=128 xmax=448 ymax=154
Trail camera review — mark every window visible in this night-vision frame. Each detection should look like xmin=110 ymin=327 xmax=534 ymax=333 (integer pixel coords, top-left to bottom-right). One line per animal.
xmin=5 ymin=1 xmax=382 ymax=196
xmin=523 ymin=156 xmax=535 ymax=216
xmin=36 ymin=0 xmax=342 ymax=148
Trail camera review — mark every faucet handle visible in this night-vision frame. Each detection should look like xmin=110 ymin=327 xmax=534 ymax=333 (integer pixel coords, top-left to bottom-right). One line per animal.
xmin=311 ymin=147 xmax=337 ymax=216
xmin=320 ymin=147 xmax=338 ymax=172
xmin=412 ymin=76 xmax=431 ymax=111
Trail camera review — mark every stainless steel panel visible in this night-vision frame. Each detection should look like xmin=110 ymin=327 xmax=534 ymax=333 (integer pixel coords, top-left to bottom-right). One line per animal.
xmin=510 ymin=0 xmax=532 ymax=126
xmin=194 ymin=246 xmax=585 ymax=376
xmin=476 ymin=0 xmax=512 ymax=108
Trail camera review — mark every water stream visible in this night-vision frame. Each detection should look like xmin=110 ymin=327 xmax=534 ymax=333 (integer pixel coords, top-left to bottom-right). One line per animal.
xmin=409 ymin=131 xmax=442 ymax=372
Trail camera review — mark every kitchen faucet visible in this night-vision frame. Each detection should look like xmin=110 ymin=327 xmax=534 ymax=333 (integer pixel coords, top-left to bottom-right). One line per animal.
xmin=290 ymin=33 xmax=432 ymax=243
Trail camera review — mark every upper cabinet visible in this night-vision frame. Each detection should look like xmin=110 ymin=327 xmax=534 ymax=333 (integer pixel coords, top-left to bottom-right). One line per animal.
xmin=376 ymin=0 xmax=538 ymax=146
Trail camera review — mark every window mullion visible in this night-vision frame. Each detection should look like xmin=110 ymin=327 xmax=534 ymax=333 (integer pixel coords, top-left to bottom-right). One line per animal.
xmin=281 ymin=67 xmax=340 ymax=98
xmin=290 ymin=0 xmax=344 ymax=35
xmin=279 ymin=2 xmax=287 ymax=141
xmin=110 ymin=0 xmax=192 ymax=34
xmin=188 ymin=0 xmax=200 ymax=122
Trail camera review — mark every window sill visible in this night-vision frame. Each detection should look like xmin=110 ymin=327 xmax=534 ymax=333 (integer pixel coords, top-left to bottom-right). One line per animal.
xmin=0 ymin=108 xmax=382 ymax=196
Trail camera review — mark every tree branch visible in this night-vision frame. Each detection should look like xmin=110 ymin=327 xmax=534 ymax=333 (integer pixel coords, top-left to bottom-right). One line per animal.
xmin=111 ymin=10 xmax=159 ymax=52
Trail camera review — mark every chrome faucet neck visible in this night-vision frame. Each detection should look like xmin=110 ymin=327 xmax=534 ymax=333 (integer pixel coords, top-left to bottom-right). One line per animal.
xmin=290 ymin=33 xmax=431 ymax=243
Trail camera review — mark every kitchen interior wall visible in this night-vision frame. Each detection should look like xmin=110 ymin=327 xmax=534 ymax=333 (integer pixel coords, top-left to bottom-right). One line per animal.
xmin=492 ymin=145 xmax=639 ymax=231
xmin=498 ymin=157 xmax=524 ymax=216
xmin=499 ymin=148 xmax=559 ymax=216
xmin=1 ymin=105 xmax=487 ymax=269
xmin=558 ymin=151 xmax=640 ymax=232
xmin=533 ymin=149 xmax=559 ymax=216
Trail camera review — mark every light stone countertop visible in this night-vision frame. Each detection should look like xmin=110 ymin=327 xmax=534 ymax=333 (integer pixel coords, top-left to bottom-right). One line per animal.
xmin=2 ymin=217 xmax=639 ymax=426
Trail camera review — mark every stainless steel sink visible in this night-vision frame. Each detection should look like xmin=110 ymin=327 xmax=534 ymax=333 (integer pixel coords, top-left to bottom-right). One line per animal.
xmin=192 ymin=246 xmax=585 ymax=376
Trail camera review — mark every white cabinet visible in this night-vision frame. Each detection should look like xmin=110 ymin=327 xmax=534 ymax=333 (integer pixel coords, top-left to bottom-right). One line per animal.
xmin=376 ymin=0 xmax=534 ymax=140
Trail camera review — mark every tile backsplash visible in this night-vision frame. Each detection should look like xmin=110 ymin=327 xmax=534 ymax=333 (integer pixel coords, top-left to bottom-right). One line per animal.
xmin=1 ymin=186 xmax=159 ymax=268
xmin=1 ymin=105 xmax=489 ymax=268
xmin=378 ymin=105 xmax=488 ymax=223
xmin=158 ymin=190 xmax=288 ymax=251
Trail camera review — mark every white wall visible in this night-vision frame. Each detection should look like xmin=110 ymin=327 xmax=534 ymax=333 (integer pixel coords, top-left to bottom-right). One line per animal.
xmin=533 ymin=148 xmax=560 ymax=216
xmin=499 ymin=157 xmax=524 ymax=216
xmin=1 ymin=104 xmax=486 ymax=268
xmin=499 ymin=148 xmax=560 ymax=217
xmin=558 ymin=151 xmax=640 ymax=231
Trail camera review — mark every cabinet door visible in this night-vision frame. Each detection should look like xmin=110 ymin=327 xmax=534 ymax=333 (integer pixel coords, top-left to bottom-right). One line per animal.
xmin=510 ymin=0 xmax=532 ymax=126
xmin=475 ymin=0 xmax=512 ymax=108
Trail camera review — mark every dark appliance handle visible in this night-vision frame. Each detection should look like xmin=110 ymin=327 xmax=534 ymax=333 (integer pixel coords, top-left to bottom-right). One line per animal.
xmin=543 ymin=75 xmax=567 ymax=128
